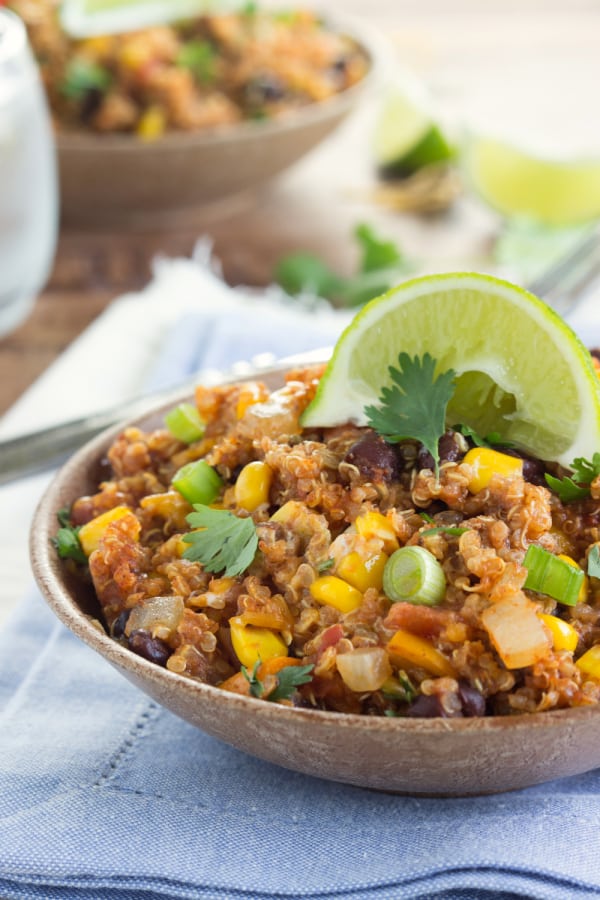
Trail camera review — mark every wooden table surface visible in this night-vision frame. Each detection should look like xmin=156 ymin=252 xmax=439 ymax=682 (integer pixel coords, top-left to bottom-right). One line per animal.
xmin=2 ymin=0 xmax=600 ymax=417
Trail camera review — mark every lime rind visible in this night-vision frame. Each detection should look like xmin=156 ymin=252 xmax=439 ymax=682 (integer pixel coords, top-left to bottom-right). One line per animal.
xmin=60 ymin=0 xmax=224 ymax=37
xmin=301 ymin=272 xmax=600 ymax=466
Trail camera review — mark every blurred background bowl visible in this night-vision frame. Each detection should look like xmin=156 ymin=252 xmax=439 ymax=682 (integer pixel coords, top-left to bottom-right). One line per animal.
xmin=56 ymin=17 xmax=379 ymax=228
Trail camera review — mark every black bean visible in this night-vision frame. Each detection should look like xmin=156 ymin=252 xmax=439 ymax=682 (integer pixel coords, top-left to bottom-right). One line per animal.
xmin=417 ymin=429 xmax=468 ymax=470
xmin=128 ymin=630 xmax=171 ymax=667
xmin=458 ymin=680 xmax=486 ymax=717
xmin=404 ymin=694 xmax=448 ymax=718
xmin=344 ymin=431 xmax=399 ymax=483
xmin=111 ymin=609 xmax=130 ymax=639
xmin=502 ymin=449 xmax=546 ymax=485
xmin=246 ymin=74 xmax=285 ymax=105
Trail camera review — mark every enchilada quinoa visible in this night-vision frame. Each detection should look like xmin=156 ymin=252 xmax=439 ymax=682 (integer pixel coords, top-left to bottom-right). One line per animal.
xmin=55 ymin=362 xmax=600 ymax=718
xmin=10 ymin=1 xmax=369 ymax=137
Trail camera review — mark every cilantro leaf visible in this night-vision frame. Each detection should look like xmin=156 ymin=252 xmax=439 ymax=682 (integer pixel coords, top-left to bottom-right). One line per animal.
xmin=60 ymin=58 xmax=111 ymax=100
xmin=182 ymin=505 xmax=258 ymax=576
xmin=268 ymin=664 xmax=314 ymax=701
xmin=421 ymin=526 xmax=469 ymax=537
xmin=545 ymin=454 xmax=600 ymax=502
xmin=457 ymin=423 xmax=513 ymax=449
xmin=53 ymin=511 xmax=87 ymax=565
xmin=241 ymin=661 xmax=264 ymax=698
xmin=588 ymin=545 xmax=600 ymax=579
xmin=176 ymin=40 xmax=217 ymax=84
xmin=365 ymin=352 xmax=456 ymax=477
xmin=274 ymin=252 xmax=345 ymax=300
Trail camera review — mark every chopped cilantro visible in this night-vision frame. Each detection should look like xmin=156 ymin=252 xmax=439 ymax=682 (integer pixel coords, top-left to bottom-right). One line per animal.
xmin=176 ymin=40 xmax=217 ymax=84
xmin=241 ymin=661 xmax=314 ymax=701
xmin=53 ymin=508 xmax=87 ymax=565
xmin=421 ymin=526 xmax=469 ymax=537
xmin=182 ymin=505 xmax=258 ymax=577
xmin=60 ymin=57 xmax=111 ymax=100
xmin=458 ymin=423 xmax=513 ymax=448
xmin=588 ymin=545 xmax=600 ymax=579
xmin=317 ymin=557 xmax=335 ymax=573
xmin=545 ymin=453 xmax=600 ymax=502
xmin=365 ymin=352 xmax=456 ymax=477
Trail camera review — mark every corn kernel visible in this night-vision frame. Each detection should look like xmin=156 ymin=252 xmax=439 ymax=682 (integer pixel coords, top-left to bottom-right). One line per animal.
xmin=576 ymin=645 xmax=600 ymax=680
xmin=355 ymin=511 xmax=399 ymax=554
xmin=337 ymin=551 xmax=388 ymax=592
xmin=234 ymin=461 xmax=273 ymax=512
xmin=229 ymin=616 xmax=287 ymax=668
xmin=78 ymin=506 xmax=136 ymax=556
xmin=310 ymin=575 xmax=363 ymax=613
xmin=387 ymin=628 xmax=455 ymax=677
xmin=538 ymin=613 xmax=579 ymax=652
xmin=558 ymin=554 xmax=589 ymax=604
xmin=136 ymin=106 xmax=166 ymax=141
xmin=463 ymin=447 xmax=523 ymax=493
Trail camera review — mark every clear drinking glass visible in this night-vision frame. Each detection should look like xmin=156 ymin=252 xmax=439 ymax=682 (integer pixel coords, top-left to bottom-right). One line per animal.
xmin=0 ymin=9 xmax=58 ymax=338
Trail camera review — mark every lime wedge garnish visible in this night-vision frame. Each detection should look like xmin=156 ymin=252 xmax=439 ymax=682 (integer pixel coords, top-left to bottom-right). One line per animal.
xmin=301 ymin=272 xmax=600 ymax=466
xmin=60 ymin=0 xmax=231 ymax=38
xmin=373 ymin=82 xmax=454 ymax=176
xmin=463 ymin=134 xmax=600 ymax=226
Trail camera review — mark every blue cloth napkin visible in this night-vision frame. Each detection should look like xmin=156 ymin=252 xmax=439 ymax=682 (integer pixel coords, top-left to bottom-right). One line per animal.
xmin=2 ymin=302 xmax=600 ymax=900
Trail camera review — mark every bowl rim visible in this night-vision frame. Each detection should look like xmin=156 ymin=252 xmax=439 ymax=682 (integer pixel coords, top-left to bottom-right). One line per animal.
xmin=30 ymin=360 xmax=600 ymax=738
xmin=55 ymin=10 xmax=383 ymax=154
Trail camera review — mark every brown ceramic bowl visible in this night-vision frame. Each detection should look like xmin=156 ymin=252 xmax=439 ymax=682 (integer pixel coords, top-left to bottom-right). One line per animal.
xmin=31 ymin=363 xmax=600 ymax=796
xmin=56 ymin=16 xmax=379 ymax=227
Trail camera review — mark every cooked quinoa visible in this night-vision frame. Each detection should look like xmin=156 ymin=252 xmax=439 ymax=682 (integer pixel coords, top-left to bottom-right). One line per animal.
xmin=10 ymin=1 xmax=369 ymax=137
xmin=55 ymin=363 xmax=600 ymax=718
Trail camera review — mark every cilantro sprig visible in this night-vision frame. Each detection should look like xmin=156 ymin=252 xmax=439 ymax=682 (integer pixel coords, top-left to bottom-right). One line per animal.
xmin=545 ymin=453 xmax=600 ymax=502
xmin=241 ymin=661 xmax=314 ymax=701
xmin=60 ymin=57 xmax=111 ymax=101
xmin=182 ymin=505 xmax=258 ymax=576
xmin=52 ymin=506 xmax=87 ymax=564
xmin=365 ymin=352 xmax=456 ymax=477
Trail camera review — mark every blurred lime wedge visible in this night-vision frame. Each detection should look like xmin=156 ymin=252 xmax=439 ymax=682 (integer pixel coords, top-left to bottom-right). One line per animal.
xmin=60 ymin=0 xmax=228 ymax=37
xmin=301 ymin=272 xmax=600 ymax=466
xmin=464 ymin=135 xmax=600 ymax=226
xmin=373 ymin=86 xmax=454 ymax=176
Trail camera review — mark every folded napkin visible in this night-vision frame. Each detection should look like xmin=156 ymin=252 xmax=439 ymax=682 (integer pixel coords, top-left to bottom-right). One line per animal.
xmin=3 ymin=250 xmax=600 ymax=900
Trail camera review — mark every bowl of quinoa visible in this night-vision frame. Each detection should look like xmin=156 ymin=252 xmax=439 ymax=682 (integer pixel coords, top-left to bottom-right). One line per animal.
xmin=32 ymin=347 xmax=600 ymax=796
xmin=11 ymin=1 xmax=375 ymax=224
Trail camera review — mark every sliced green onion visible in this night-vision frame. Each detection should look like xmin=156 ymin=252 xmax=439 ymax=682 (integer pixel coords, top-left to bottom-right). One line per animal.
xmin=382 ymin=546 xmax=446 ymax=606
xmin=523 ymin=544 xmax=584 ymax=607
xmin=164 ymin=403 xmax=205 ymax=444
xmin=172 ymin=460 xmax=223 ymax=505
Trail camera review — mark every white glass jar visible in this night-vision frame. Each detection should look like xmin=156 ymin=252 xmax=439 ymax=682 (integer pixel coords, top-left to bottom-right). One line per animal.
xmin=0 ymin=9 xmax=58 ymax=338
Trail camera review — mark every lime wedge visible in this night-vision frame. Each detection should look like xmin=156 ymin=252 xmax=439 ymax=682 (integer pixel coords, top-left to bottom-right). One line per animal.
xmin=60 ymin=0 xmax=229 ymax=38
xmin=301 ymin=272 xmax=600 ymax=466
xmin=373 ymin=84 xmax=454 ymax=176
xmin=464 ymin=135 xmax=600 ymax=226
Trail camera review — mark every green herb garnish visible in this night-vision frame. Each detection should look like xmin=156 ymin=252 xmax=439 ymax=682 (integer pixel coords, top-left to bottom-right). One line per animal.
xmin=457 ymin=423 xmax=513 ymax=449
xmin=53 ymin=507 xmax=87 ymax=564
xmin=317 ymin=557 xmax=335 ymax=573
xmin=176 ymin=40 xmax=217 ymax=84
xmin=421 ymin=526 xmax=469 ymax=537
xmin=182 ymin=505 xmax=258 ymax=576
xmin=241 ymin=661 xmax=314 ymax=701
xmin=545 ymin=453 xmax=600 ymax=502
xmin=588 ymin=545 xmax=600 ymax=579
xmin=60 ymin=57 xmax=111 ymax=100
xmin=365 ymin=352 xmax=456 ymax=477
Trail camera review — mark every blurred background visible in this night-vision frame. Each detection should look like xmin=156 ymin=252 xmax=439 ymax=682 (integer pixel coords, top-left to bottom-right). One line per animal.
xmin=2 ymin=0 xmax=600 ymax=415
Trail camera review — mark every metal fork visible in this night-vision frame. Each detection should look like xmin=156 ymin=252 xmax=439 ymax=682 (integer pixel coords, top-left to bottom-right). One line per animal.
xmin=1 ymin=232 xmax=600 ymax=486
xmin=527 ymin=225 xmax=600 ymax=316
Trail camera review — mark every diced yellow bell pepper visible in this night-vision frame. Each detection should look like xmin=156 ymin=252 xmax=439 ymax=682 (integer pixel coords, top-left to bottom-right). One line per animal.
xmin=558 ymin=554 xmax=589 ymax=604
xmin=538 ymin=613 xmax=579 ymax=652
xmin=310 ymin=575 xmax=363 ymax=613
xmin=463 ymin=447 xmax=523 ymax=493
xmin=229 ymin=616 xmax=288 ymax=668
xmin=337 ymin=551 xmax=388 ymax=592
xmin=387 ymin=628 xmax=455 ymax=677
xmin=234 ymin=461 xmax=273 ymax=512
xmin=576 ymin=645 xmax=600 ymax=680
xmin=78 ymin=506 xmax=136 ymax=556
xmin=236 ymin=383 xmax=268 ymax=419
xmin=354 ymin=511 xmax=399 ymax=554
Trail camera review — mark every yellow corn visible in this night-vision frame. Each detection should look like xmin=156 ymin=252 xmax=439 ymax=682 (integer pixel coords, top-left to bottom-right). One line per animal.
xmin=310 ymin=575 xmax=363 ymax=613
xmin=463 ymin=447 xmax=523 ymax=493
xmin=118 ymin=40 xmax=152 ymax=71
xmin=78 ymin=506 xmax=136 ymax=556
xmin=576 ymin=645 xmax=600 ymax=680
xmin=136 ymin=106 xmax=166 ymax=141
xmin=538 ymin=613 xmax=579 ymax=652
xmin=355 ymin=511 xmax=399 ymax=554
xmin=337 ymin=551 xmax=388 ymax=593
xmin=229 ymin=616 xmax=287 ymax=668
xmin=558 ymin=554 xmax=589 ymax=604
xmin=387 ymin=628 xmax=455 ymax=677
xmin=236 ymin=383 xmax=268 ymax=419
xmin=234 ymin=461 xmax=273 ymax=512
